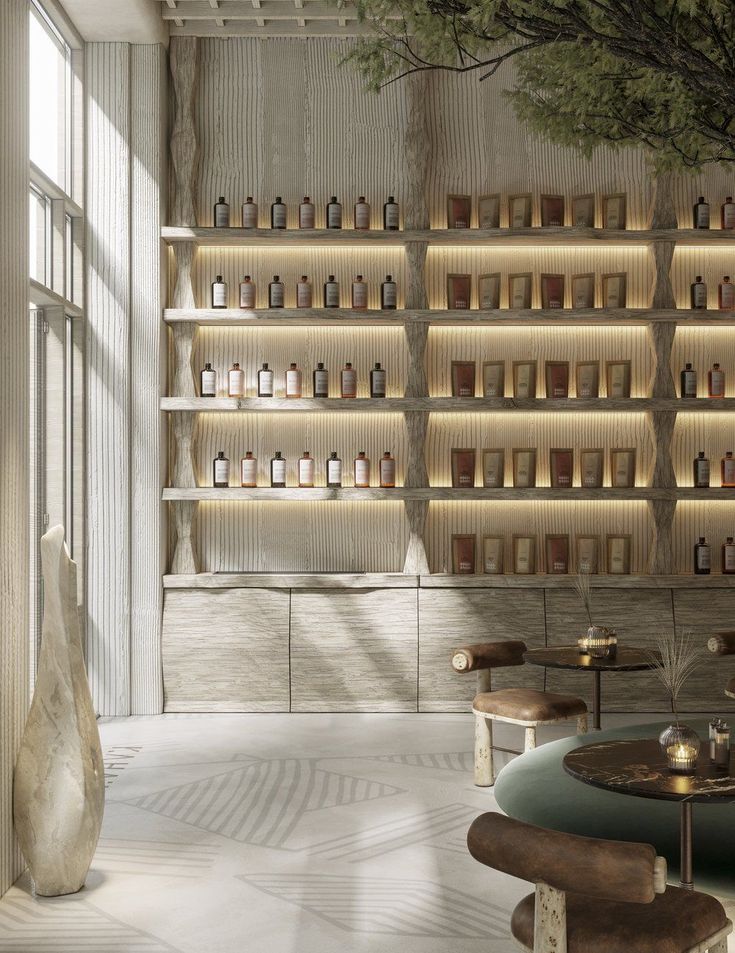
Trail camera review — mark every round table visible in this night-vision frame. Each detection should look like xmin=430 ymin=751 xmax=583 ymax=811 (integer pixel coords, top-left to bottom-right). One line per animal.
xmin=523 ymin=646 xmax=657 ymax=730
xmin=564 ymin=737 xmax=735 ymax=889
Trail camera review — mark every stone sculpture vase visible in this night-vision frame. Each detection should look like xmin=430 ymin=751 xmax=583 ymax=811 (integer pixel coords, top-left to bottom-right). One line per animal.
xmin=13 ymin=525 xmax=105 ymax=896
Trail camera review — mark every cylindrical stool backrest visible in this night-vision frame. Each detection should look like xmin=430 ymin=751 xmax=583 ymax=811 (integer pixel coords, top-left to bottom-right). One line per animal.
xmin=451 ymin=640 xmax=527 ymax=673
xmin=708 ymin=632 xmax=735 ymax=656
xmin=468 ymin=813 xmax=659 ymax=904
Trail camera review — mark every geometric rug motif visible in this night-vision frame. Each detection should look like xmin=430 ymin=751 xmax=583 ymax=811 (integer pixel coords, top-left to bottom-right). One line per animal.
xmin=0 ymin=892 xmax=184 ymax=953
xmin=237 ymin=873 xmax=510 ymax=937
xmin=367 ymin=751 xmax=474 ymax=772
xmin=125 ymin=758 xmax=403 ymax=848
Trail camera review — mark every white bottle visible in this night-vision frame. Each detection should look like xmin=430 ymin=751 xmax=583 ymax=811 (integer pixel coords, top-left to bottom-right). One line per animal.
xmin=354 ymin=196 xmax=371 ymax=230
xmin=296 ymin=275 xmax=312 ymax=308
xmin=228 ymin=362 xmax=245 ymax=398
xmin=240 ymin=452 xmax=257 ymax=487
xmin=299 ymin=196 xmax=315 ymax=229
xmin=341 ymin=362 xmax=357 ymax=398
xmin=239 ymin=275 xmax=256 ymax=309
xmin=351 ymin=275 xmax=368 ymax=310
xmin=286 ymin=362 xmax=302 ymax=398
xmin=298 ymin=452 xmax=315 ymax=488
xmin=242 ymin=196 xmax=258 ymax=228
xmin=354 ymin=451 xmax=370 ymax=487
xmin=379 ymin=451 xmax=396 ymax=487
xmin=211 ymin=275 xmax=228 ymax=309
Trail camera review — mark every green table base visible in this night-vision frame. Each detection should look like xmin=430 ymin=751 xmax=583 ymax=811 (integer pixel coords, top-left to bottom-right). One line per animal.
xmin=493 ymin=719 xmax=735 ymax=897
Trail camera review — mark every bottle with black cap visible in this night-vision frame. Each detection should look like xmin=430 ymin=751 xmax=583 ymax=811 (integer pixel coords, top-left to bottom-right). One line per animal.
xmin=693 ymin=195 xmax=710 ymax=228
xmin=270 ymin=451 xmax=287 ymax=487
xmin=211 ymin=274 xmax=227 ymax=309
xmin=313 ymin=362 xmax=329 ymax=398
xmin=326 ymin=196 xmax=342 ymax=229
xmin=257 ymin=362 xmax=274 ymax=397
xmin=213 ymin=195 xmax=230 ymax=228
xmin=370 ymin=362 xmax=386 ymax=398
xmin=383 ymin=195 xmax=399 ymax=230
xmin=690 ymin=275 xmax=707 ymax=309
xmin=269 ymin=275 xmax=285 ymax=308
xmin=242 ymin=195 xmax=258 ymax=228
xmin=381 ymin=274 xmax=397 ymax=310
xmin=201 ymin=362 xmax=217 ymax=398
xmin=271 ymin=196 xmax=287 ymax=229
xmin=324 ymin=274 xmax=340 ymax=308
xmin=326 ymin=451 xmax=342 ymax=488
xmin=680 ymin=362 xmax=697 ymax=398
xmin=694 ymin=536 xmax=711 ymax=574
xmin=213 ymin=451 xmax=230 ymax=488
xmin=693 ymin=451 xmax=710 ymax=488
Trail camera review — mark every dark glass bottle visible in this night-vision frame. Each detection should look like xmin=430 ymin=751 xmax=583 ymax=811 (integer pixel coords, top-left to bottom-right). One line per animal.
xmin=211 ymin=274 xmax=227 ymax=309
xmin=693 ymin=451 xmax=710 ymax=488
xmin=326 ymin=451 xmax=342 ymax=488
xmin=213 ymin=195 xmax=230 ymax=228
xmin=693 ymin=195 xmax=710 ymax=228
xmin=383 ymin=195 xmax=399 ymax=230
xmin=271 ymin=196 xmax=287 ymax=229
xmin=268 ymin=275 xmax=285 ymax=308
xmin=200 ymin=362 xmax=216 ymax=398
xmin=370 ymin=362 xmax=386 ymax=398
xmin=257 ymin=362 xmax=274 ymax=397
xmin=690 ymin=275 xmax=707 ymax=310
xmin=270 ymin=450 xmax=287 ymax=487
xmin=326 ymin=195 xmax=342 ymax=229
xmin=324 ymin=274 xmax=340 ymax=308
xmin=213 ymin=450 xmax=230 ymax=488
xmin=680 ymin=362 xmax=697 ymax=398
xmin=381 ymin=274 xmax=397 ymax=310
xmin=313 ymin=362 xmax=329 ymax=398
xmin=694 ymin=536 xmax=711 ymax=574
xmin=723 ymin=537 xmax=735 ymax=574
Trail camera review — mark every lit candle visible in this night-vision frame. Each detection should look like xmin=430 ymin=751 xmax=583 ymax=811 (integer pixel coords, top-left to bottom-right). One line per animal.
xmin=668 ymin=742 xmax=697 ymax=773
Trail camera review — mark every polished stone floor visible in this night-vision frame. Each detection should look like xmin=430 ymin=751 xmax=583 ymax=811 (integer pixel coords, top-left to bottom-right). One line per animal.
xmin=1 ymin=713 xmax=733 ymax=952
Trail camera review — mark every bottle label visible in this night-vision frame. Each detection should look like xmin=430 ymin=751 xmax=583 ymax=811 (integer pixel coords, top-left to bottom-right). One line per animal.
xmin=272 ymin=459 xmax=286 ymax=483
xmin=299 ymin=459 xmax=314 ymax=485
xmin=242 ymin=203 xmax=258 ymax=228
xmin=710 ymin=370 xmax=725 ymax=396
xmin=342 ymin=369 xmax=357 ymax=397
xmin=693 ymin=283 xmax=707 ymax=308
xmin=241 ymin=459 xmax=257 ymax=485
xmin=299 ymin=204 xmax=315 ymax=228
xmin=725 ymin=546 xmax=735 ymax=572
xmin=259 ymin=370 xmax=274 ymax=396
xmin=270 ymin=283 xmax=285 ymax=308
xmin=371 ymin=369 xmax=386 ymax=397
xmin=724 ymin=204 xmax=735 ymax=229
xmin=240 ymin=284 xmax=255 ymax=308
xmin=296 ymin=282 xmax=312 ymax=308
xmin=327 ymin=460 xmax=342 ymax=485
xmin=355 ymin=203 xmax=370 ymax=229
xmin=228 ymin=370 xmax=244 ymax=397
xmin=696 ymin=205 xmax=710 ymax=227
xmin=201 ymin=370 xmax=216 ymax=396
xmin=722 ymin=284 xmax=735 ymax=309
xmin=382 ymin=283 xmax=397 ymax=308
xmin=327 ymin=204 xmax=342 ymax=228
xmin=683 ymin=371 xmax=697 ymax=396
xmin=352 ymin=283 xmax=367 ymax=308
xmin=697 ymin=546 xmax=711 ymax=570
xmin=213 ymin=283 xmax=227 ymax=307
xmin=695 ymin=460 xmax=710 ymax=485
xmin=384 ymin=204 xmax=399 ymax=229
xmin=286 ymin=370 xmax=302 ymax=396
xmin=314 ymin=369 xmax=329 ymax=395
xmin=582 ymin=461 xmax=599 ymax=487
xmin=724 ymin=459 xmax=735 ymax=484
xmin=214 ymin=459 xmax=230 ymax=483
xmin=214 ymin=204 xmax=230 ymax=228
xmin=354 ymin=459 xmax=370 ymax=485
xmin=325 ymin=283 xmax=340 ymax=307
xmin=380 ymin=459 xmax=396 ymax=486
xmin=272 ymin=205 xmax=287 ymax=228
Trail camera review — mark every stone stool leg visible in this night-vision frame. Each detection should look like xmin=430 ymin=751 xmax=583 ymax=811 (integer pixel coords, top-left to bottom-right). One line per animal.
xmin=474 ymin=712 xmax=494 ymax=786
xmin=577 ymin=713 xmax=589 ymax=735
xmin=709 ymin=939 xmax=728 ymax=953
xmin=524 ymin=726 xmax=537 ymax=752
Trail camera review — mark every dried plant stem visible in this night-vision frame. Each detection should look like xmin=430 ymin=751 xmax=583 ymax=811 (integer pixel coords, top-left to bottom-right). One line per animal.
xmin=573 ymin=571 xmax=593 ymax=627
xmin=648 ymin=629 xmax=706 ymax=726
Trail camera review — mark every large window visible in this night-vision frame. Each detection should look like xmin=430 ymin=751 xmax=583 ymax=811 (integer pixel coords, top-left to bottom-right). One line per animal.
xmin=28 ymin=0 xmax=84 ymax=673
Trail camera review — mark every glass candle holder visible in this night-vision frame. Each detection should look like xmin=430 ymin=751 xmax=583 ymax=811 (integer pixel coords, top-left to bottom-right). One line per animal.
xmin=586 ymin=626 xmax=611 ymax=659
xmin=659 ymin=724 xmax=700 ymax=774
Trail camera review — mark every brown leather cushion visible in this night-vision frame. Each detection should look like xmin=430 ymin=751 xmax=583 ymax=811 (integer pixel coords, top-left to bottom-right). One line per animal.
xmin=708 ymin=631 xmax=735 ymax=656
xmin=727 ymin=674 xmax=735 ymax=698
xmin=452 ymin=640 xmax=527 ymax=672
xmin=511 ymin=887 xmax=728 ymax=953
xmin=473 ymin=688 xmax=587 ymax=722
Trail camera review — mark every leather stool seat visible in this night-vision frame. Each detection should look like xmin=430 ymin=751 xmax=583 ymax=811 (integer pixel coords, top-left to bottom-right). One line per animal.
xmin=511 ymin=885 xmax=728 ymax=953
xmin=726 ymin=675 xmax=735 ymax=698
xmin=473 ymin=688 xmax=587 ymax=722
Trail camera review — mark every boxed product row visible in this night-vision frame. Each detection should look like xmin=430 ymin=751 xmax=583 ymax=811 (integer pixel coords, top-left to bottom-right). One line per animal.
xmin=450 ymin=447 xmax=638 ymax=489
xmin=450 ymin=533 xmax=634 ymax=575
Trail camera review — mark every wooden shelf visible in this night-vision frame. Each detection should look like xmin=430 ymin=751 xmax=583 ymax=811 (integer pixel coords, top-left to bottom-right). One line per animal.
xmin=163 ymin=307 xmax=735 ymax=327
xmin=162 ymin=571 xmax=735 ymax=589
xmin=160 ymin=396 xmax=735 ymax=413
xmin=162 ymin=226 xmax=735 ymax=247
xmin=163 ymin=487 xmax=735 ymax=502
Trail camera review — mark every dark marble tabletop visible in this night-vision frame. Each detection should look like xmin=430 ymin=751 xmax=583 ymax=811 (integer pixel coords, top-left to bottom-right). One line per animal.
xmin=524 ymin=645 xmax=657 ymax=671
xmin=564 ymin=737 xmax=735 ymax=802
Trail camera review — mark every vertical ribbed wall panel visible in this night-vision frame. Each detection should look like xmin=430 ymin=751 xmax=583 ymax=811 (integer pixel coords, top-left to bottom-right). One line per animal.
xmin=86 ymin=44 xmax=131 ymax=715
xmin=130 ymin=45 xmax=167 ymax=714
xmin=0 ymin=0 xmax=29 ymax=897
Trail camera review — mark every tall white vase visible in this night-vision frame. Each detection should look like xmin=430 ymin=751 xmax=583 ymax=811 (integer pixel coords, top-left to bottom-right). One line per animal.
xmin=13 ymin=525 xmax=105 ymax=896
